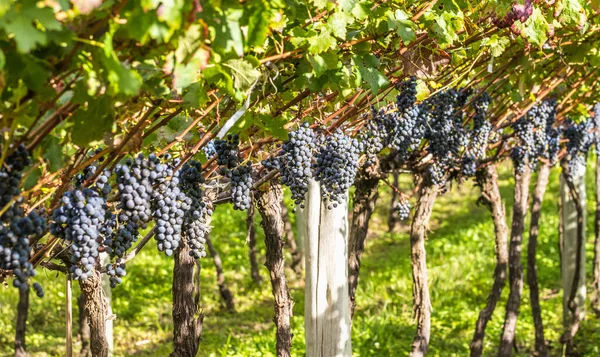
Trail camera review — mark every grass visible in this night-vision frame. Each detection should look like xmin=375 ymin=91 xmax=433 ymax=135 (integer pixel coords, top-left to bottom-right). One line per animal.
xmin=1 ymin=162 xmax=600 ymax=356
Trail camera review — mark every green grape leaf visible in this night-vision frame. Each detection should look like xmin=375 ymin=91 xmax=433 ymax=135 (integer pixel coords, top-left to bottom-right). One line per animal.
xmin=102 ymin=29 xmax=142 ymax=95
xmin=557 ymin=0 xmax=585 ymax=27
xmin=483 ymin=35 xmax=510 ymax=57
xmin=328 ymin=11 xmax=349 ymax=39
xmin=308 ymin=52 xmax=339 ymax=77
xmin=223 ymin=59 xmax=261 ymax=94
xmin=41 ymin=136 xmax=64 ymax=173
xmin=312 ymin=0 xmax=330 ymax=10
xmin=387 ymin=10 xmax=417 ymax=44
xmin=183 ymin=82 xmax=210 ymax=108
xmin=355 ymin=56 xmax=387 ymax=94
xmin=522 ymin=8 xmax=549 ymax=47
xmin=308 ymin=28 xmax=337 ymax=54
xmin=247 ymin=4 xmax=270 ymax=47
xmin=70 ymin=97 xmax=115 ymax=148
xmin=339 ymin=0 xmax=358 ymax=12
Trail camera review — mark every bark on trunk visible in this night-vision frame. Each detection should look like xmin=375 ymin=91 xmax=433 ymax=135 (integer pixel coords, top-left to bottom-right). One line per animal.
xmin=246 ymin=204 xmax=262 ymax=284
xmin=388 ymin=171 xmax=400 ymax=232
xmin=409 ymin=182 xmax=438 ymax=357
xmin=470 ymin=165 xmax=509 ymax=357
xmin=593 ymin=155 xmax=600 ymax=314
xmin=14 ymin=285 xmax=29 ymax=357
xmin=348 ymin=176 xmax=379 ymax=318
xmin=281 ymin=202 xmax=303 ymax=275
xmin=255 ymin=184 xmax=293 ymax=357
xmin=79 ymin=270 xmax=108 ymax=357
xmin=205 ymin=234 xmax=235 ymax=311
xmin=527 ymin=164 xmax=550 ymax=356
xmin=498 ymin=165 xmax=531 ymax=357
xmin=78 ymin=294 xmax=92 ymax=357
xmin=171 ymin=241 xmax=203 ymax=357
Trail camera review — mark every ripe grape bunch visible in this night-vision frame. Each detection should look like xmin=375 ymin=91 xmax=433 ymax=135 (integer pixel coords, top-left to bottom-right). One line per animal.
xmin=106 ymin=258 xmax=127 ymax=288
xmin=359 ymin=77 xmax=423 ymax=165
xmin=511 ymin=101 xmax=556 ymax=173
xmin=152 ymin=157 xmax=185 ymax=256
xmin=394 ymin=199 xmax=411 ymax=221
xmin=422 ymin=89 xmax=471 ymax=184
xmin=215 ymin=134 xmax=241 ymax=174
xmin=462 ymin=92 xmax=492 ymax=176
xmin=564 ymin=119 xmax=594 ymax=176
xmin=313 ymin=130 xmax=361 ymax=209
xmin=229 ymin=162 xmax=253 ymax=210
xmin=267 ymin=123 xmax=316 ymax=208
xmin=0 ymin=145 xmax=47 ymax=293
xmin=537 ymin=100 xmax=560 ymax=166
xmin=492 ymin=0 xmax=533 ymax=30
xmin=214 ymin=133 xmax=253 ymax=211
xmin=106 ymin=154 xmax=162 ymax=259
xmin=179 ymin=160 xmax=212 ymax=259
xmin=50 ymin=188 xmax=108 ymax=281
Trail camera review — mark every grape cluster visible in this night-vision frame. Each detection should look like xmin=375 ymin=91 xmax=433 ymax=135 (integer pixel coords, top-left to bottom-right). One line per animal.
xmin=359 ymin=107 xmax=389 ymax=165
xmin=266 ymin=123 xmax=316 ymax=208
xmin=106 ymin=154 xmax=161 ymax=259
xmin=32 ymin=282 xmax=44 ymax=297
xmin=215 ymin=134 xmax=241 ymax=173
xmin=50 ymin=188 xmax=107 ymax=281
xmin=0 ymin=145 xmax=47 ymax=292
xmin=462 ymin=93 xmax=492 ymax=176
xmin=1 ymin=211 xmax=46 ymax=291
xmin=204 ymin=140 xmax=217 ymax=158
xmin=152 ymin=159 xmax=185 ymax=256
xmin=359 ymin=77 xmax=423 ymax=164
xmin=106 ymin=259 xmax=126 ymax=288
xmin=492 ymin=0 xmax=533 ymax=29
xmin=422 ymin=89 xmax=471 ymax=184
xmin=512 ymin=100 xmax=559 ymax=172
xmin=511 ymin=115 xmax=538 ymax=172
xmin=394 ymin=199 xmax=411 ymax=221
xmin=229 ymin=162 xmax=253 ymax=210
xmin=179 ymin=160 xmax=212 ymax=259
xmin=537 ymin=100 xmax=560 ymax=165
xmin=564 ymin=118 xmax=594 ymax=176
xmin=313 ymin=130 xmax=361 ymax=209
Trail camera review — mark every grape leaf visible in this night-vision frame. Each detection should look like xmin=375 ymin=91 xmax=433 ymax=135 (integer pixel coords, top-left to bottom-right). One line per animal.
xmin=354 ymin=56 xmax=388 ymax=94
xmin=522 ymin=8 xmax=548 ymax=47
xmin=70 ymin=97 xmax=115 ymax=148
xmin=308 ymin=27 xmax=337 ymax=54
xmin=102 ymin=29 xmax=143 ymax=95
xmin=387 ymin=10 xmax=416 ymax=44
xmin=308 ymin=52 xmax=339 ymax=77
xmin=223 ymin=59 xmax=261 ymax=93
xmin=41 ymin=136 xmax=64 ymax=173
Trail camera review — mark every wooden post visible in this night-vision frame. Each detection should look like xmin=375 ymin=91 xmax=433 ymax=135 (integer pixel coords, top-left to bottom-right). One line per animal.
xmin=66 ymin=275 xmax=73 ymax=357
xmin=304 ymin=179 xmax=352 ymax=357
xmin=304 ymin=179 xmax=321 ymax=357
xmin=560 ymin=170 xmax=586 ymax=350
